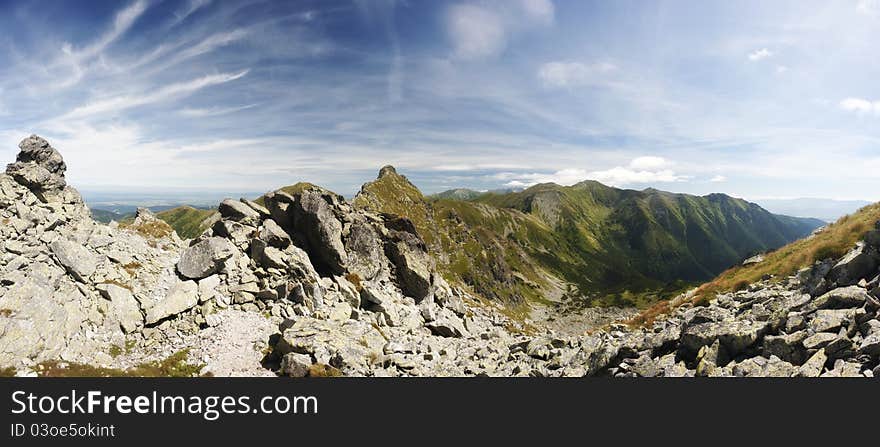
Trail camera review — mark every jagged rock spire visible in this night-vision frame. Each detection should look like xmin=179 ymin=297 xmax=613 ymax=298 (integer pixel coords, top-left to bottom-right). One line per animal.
xmin=5 ymin=134 xmax=67 ymax=200
xmin=378 ymin=165 xmax=398 ymax=178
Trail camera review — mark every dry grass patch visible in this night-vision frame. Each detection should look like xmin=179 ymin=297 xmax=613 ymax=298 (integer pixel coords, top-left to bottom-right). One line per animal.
xmin=628 ymin=203 xmax=880 ymax=328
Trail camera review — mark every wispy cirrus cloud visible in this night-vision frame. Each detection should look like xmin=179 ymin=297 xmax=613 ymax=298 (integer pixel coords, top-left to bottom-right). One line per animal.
xmin=179 ymin=103 xmax=259 ymax=117
xmin=538 ymin=61 xmax=617 ymax=88
xmin=60 ymin=70 xmax=250 ymax=119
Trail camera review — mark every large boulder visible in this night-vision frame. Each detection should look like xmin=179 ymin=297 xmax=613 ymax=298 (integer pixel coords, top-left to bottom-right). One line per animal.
xmin=811 ymin=286 xmax=869 ymax=310
xmin=97 ymin=284 xmax=143 ymax=333
xmin=144 ymin=281 xmax=199 ymax=324
xmin=177 ymin=237 xmax=236 ymax=279
xmin=49 ymin=239 xmax=98 ymax=283
xmin=258 ymin=219 xmax=291 ymax=249
xmin=383 ymin=216 xmax=432 ymax=302
xmin=291 ymin=189 xmax=348 ymax=275
xmin=826 ymin=242 xmax=879 ymax=287
xmin=218 ymin=198 xmax=261 ymax=223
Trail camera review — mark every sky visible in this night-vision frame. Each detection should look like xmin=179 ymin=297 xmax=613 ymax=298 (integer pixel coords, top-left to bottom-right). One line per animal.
xmin=1 ymin=0 xmax=880 ymax=202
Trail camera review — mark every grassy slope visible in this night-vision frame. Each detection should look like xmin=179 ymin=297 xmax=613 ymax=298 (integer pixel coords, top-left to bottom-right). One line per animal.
xmin=155 ymin=206 xmax=217 ymax=239
xmin=630 ymin=202 xmax=880 ymax=326
xmin=476 ymin=181 xmax=822 ymax=290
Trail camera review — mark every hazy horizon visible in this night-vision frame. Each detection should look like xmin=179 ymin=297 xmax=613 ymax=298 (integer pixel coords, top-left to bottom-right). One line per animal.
xmin=3 ymin=0 xmax=880 ymax=201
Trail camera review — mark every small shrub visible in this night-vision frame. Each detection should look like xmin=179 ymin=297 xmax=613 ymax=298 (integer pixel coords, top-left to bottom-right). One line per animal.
xmin=811 ymin=243 xmax=846 ymax=262
xmin=108 ymin=345 xmax=123 ymax=358
xmin=308 ymin=364 xmax=343 ymax=377
xmin=732 ymin=280 xmax=750 ymax=292
xmin=122 ymin=261 xmax=142 ymax=277
xmin=0 ymin=308 xmax=13 ymax=318
xmin=344 ymin=273 xmax=363 ymax=291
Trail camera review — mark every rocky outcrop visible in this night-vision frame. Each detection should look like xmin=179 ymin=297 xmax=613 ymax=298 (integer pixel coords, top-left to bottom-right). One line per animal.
xmin=5 ymin=135 xmax=67 ymax=202
xmin=0 ymin=136 xmax=186 ymax=369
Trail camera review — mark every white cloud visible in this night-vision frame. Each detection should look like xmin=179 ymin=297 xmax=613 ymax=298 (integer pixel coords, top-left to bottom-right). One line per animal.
xmin=776 ymin=65 xmax=788 ymax=74
xmin=63 ymin=0 xmax=148 ymax=62
xmin=499 ymin=157 xmax=684 ymax=188
xmin=173 ymin=0 xmax=212 ymax=25
xmin=179 ymin=103 xmax=259 ymax=117
xmin=710 ymin=175 xmax=727 ymax=182
xmin=858 ymin=0 xmax=880 ymax=15
xmin=538 ymin=61 xmax=616 ymax=88
xmin=446 ymin=1 xmax=555 ymax=60
xmin=175 ymin=29 xmax=249 ymax=62
xmin=840 ymin=97 xmax=880 ymax=114
xmin=748 ymin=48 xmax=773 ymax=61
xmin=587 ymin=167 xmax=684 ymax=186
xmin=61 ymin=70 xmax=250 ymax=118
xmin=447 ymin=4 xmax=506 ymax=60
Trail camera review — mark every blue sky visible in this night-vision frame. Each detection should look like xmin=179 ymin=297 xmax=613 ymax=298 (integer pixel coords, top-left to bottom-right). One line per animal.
xmin=1 ymin=0 xmax=880 ymax=201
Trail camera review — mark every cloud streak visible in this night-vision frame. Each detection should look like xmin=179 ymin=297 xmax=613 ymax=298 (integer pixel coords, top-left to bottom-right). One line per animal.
xmin=60 ymin=70 xmax=250 ymax=119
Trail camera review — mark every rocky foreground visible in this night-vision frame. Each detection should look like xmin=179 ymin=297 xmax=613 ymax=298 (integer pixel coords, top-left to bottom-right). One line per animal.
xmin=1 ymin=135 xmax=879 ymax=377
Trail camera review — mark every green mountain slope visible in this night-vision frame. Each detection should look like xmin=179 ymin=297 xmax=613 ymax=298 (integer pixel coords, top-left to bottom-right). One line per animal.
xmin=430 ymin=188 xmax=485 ymax=201
xmin=354 ymin=167 xmax=823 ymax=308
xmin=155 ymin=206 xmax=217 ymax=239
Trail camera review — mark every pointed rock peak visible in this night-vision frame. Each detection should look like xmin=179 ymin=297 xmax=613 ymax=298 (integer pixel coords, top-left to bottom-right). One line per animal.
xmin=15 ymin=134 xmax=67 ymax=176
xmin=378 ymin=165 xmax=398 ymax=179
xmin=6 ymin=134 xmax=68 ymax=199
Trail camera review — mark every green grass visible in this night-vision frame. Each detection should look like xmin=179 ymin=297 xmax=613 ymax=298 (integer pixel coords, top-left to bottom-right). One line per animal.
xmin=154 ymin=206 xmax=217 ymax=239
xmin=120 ymin=217 xmax=176 ymax=239
xmin=35 ymin=350 xmax=208 ymax=377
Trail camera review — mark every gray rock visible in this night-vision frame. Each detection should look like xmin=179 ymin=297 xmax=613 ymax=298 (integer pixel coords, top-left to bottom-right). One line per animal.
xmin=177 ymin=237 xmax=236 ymax=279
xmin=49 ymin=239 xmax=98 ymax=282
xmin=197 ymin=275 xmax=221 ymax=304
xmin=328 ymin=302 xmax=353 ymax=322
xmin=258 ymin=219 xmax=291 ymax=249
xmin=803 ymin=332 xmax=838 ymax=350
xmin=827 ymin=242 xmax=879 ymax=287
xmin=145 ymin=281 xmax=199 ymax=324
xmin=5 ymin=135 xmax=67 ymax=197
xmin=809 ymin=308 xmax=856 ymax=333
xmin=763 ymin=331 xmax=807 ymax=364
xmin=290 ymin=188 xmax=348 ymax=275
xmin=425 ymin=310 xmax=468 ymax=338
xmin=250 ymin=239 xmax=287 ymax=270
xmin=240 ymin=198 xmax=270 ymax=219
xmin=97 ymin=284 xmax=143 ymax=333
xmin=384 ymin=217 xmax=432 ymax=302
xmin=680 ymin=319 xmax=769 ymax=357
xmin=280 ymin=352 xmax=313 ymax=377
xmin=797 ymin=349 xmax=827 ymax=377
xmin=858 ymin=333 xmax=880 ymax=356
xmin=811 ymin=286 xmax=869 ymax=310
xmin=361 ymin=286 xmax=391 ymax=306
xmin=695 ymin=339 xmax=727 ymax=376
xmin=219 ymin=198 xmax=261 ymax=222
